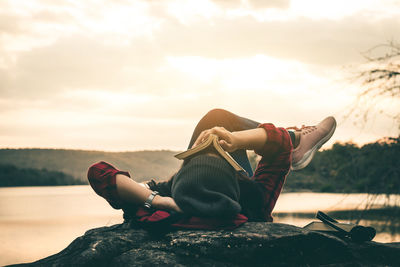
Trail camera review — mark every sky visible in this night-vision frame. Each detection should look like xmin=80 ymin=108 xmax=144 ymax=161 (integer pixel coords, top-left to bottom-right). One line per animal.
xmin=0 ymin=0 xmax=399 ymax=151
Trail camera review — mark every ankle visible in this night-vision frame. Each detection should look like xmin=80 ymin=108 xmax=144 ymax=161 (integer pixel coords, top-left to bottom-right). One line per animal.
xmin=293 ymin=131 xmax=301 ymax=148
xmin=287 ymin=130 xmax=301 ymax=149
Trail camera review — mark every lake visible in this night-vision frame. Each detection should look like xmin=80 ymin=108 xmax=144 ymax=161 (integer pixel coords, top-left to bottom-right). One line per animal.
xmin=1 ymin=186 xmax=399 ymax=266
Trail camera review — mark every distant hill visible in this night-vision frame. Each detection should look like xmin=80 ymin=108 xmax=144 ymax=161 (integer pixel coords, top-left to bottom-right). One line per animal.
xmin=1 ymin=136 xmax=399 ymax=193
xmin=0 ymin=149 xmax=183 ymax=183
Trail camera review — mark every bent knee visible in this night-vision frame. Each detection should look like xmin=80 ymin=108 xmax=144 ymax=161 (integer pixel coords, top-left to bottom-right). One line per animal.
xmin=205 ymin=108 xmax=229 ymax=118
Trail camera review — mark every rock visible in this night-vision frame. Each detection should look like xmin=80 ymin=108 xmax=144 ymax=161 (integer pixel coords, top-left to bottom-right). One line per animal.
xmin=8 ymin=222 xmax=400 ymax=266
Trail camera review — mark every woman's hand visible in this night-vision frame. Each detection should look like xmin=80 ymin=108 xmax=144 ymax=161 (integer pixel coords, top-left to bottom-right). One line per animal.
xmin=192 ymin=127 xmax=268 ymax=152
xmin=192 ymin=126 xmax=241 ymax=152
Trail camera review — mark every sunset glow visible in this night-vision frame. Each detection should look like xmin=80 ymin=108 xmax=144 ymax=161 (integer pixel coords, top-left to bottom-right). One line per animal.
xmin=1 ymin=0 xmax=399 ymax=151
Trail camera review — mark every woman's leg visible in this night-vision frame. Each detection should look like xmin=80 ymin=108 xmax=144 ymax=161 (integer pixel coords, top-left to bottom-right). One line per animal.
xmin=188 ymin=109 xmax=260 ymax=176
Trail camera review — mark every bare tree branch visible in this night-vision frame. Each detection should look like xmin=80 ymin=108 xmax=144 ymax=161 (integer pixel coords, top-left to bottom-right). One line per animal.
xmin=351 ymin=41 xmax=400 ymax=131
xmin=361 ymin=41 xmax=400 ymax=62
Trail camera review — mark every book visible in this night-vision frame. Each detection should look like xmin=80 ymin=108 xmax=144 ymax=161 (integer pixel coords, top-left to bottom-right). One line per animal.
xmin=174 ymin=134 xmax=246 ymax=173
xmin=303 ymin=211 xmax=376 ymax=242
xmin=303 ymin=221 xmax=356 ymax=233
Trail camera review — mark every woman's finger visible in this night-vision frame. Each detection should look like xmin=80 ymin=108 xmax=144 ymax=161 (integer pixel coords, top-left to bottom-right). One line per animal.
xmin=192 ymin=130 xmax=209 ymax=148
xmin=192 ymin=126 xmax=233 ymax=149
xmin=192 ymin=133 xmax=204 ymax=148
xmin=211 ymin=127 xmax=232 ymax=143
xmin=219 ymin=139 xmax=231 ymax=151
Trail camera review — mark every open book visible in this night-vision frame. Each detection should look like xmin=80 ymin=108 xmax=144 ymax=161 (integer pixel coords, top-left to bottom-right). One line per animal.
xmin=174 ymin=134 xmax=246 ymax=173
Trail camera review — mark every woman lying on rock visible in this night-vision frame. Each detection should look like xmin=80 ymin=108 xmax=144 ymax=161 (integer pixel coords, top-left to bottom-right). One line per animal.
xmin=87 ymin=109 xmax=336 ymax=229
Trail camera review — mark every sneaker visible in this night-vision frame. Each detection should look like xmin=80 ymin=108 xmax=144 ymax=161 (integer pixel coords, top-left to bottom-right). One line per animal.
xmin=289 ymin=116 xmax=337 ymax=171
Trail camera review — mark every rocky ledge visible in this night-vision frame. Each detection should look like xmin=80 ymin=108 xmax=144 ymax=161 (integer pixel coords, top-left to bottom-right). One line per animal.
xmin=10 ymin=222 xmax=400 ymax=266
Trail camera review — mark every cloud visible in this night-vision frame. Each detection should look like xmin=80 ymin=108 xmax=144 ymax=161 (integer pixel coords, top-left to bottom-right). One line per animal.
xmin=151 ymin=15 xmax=400 ymax=65
xmin=2 ymin=12 xmax=399 ymax=100
xmin=211 ymin=0 xmax=290 ymax=9
xmin=3 ymin=0 xmax=399 ymax=70
xmin=1 ymin=0 xmax=399 ymax=150
xmin=247 ymin=0 xmax=290 ymax=9
xmin=210 ymin=0 xmax=243 ymax=9
xmin=0 ymin=14 xmax=25 ymax=35
xmin=31 ymin=9 xmax=75 ymax=24
xmin=1 ymin=36 xmax=165 ymax=97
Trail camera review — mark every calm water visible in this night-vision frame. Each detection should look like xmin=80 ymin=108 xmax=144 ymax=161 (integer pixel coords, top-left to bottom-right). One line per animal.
xmin=1 ymin=186 xmax=399 ymax=266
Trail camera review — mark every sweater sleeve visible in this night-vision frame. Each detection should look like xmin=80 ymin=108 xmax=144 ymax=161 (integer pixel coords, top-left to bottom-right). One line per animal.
xmin=254 ymin=123 xmax=292 ymax=158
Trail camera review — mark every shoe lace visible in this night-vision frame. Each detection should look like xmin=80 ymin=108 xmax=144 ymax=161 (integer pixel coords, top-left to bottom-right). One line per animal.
xmin=286 ymin=125 xmax=317 ymax=134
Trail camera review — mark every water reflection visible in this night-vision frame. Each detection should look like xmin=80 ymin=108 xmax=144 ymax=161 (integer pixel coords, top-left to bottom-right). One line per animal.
xmin=273 ymin=209 xmax=400 ymax=243
xmin=0 ymin=186 xmax=399 ymax=265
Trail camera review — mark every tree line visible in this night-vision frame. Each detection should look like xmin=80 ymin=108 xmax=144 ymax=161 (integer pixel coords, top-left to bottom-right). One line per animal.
xmin=0 ymin=164 xmax=85 ymax=187
xmin=284 ymin=136 xmax=400 ymax=194
xmin=1 ymin=137 xmax=399 ymax=192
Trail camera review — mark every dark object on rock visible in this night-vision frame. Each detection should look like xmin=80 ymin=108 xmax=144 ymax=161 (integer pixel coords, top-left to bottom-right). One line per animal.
xmin=304 ymin=211 xmax=377 ymax=242
xmin=8 ymin=222 xmax=400 ymax=266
